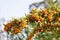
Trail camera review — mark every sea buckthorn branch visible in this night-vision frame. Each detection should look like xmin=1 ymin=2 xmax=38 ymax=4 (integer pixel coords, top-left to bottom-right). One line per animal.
xmin=4 ymin=4 xmax=60 ymax=40
xmin=4 ymin=18 xmax=26 ymax=34
xmin=26 ymin=8 xmax=60 ymax=40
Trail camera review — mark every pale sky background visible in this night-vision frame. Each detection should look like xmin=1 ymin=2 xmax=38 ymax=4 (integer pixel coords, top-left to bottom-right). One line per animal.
xmin=0 ymin=0 xmax=43 ymax=20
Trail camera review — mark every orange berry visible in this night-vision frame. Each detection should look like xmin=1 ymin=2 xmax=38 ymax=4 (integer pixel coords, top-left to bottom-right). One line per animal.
xmin=47 ymin=14 xmax=52 ymax=22
xmin=4 ymin=26 xmax=8 ymax=31
xmin=53 ymin=23 xmax=58 ymax=28
xmin=39 ymin=16 xmax=44 ymax=21
xmin=38 ymin=21 xmax=40 ymax=26
xmin=34 ymin=27 xmax=38 ymax=31
xmin=42 ymin=9 xmax=48 ymax=15
xmin=43 ymin=30 xmax=47 ymax=33
xmin=58 ymin=17 xmax=60 ymax=21
xmin=51 ymin=10 xmax=57 ymax=14
xmin=4 ymin=22 xmax=12 ymax=31
xmin=35 ymin=15 xmax=39 ymax=21
xmin=50 ymin=28 xmax=52 ymax=32
xmin=13 ymin=27 xmax=20 ymax=34
xmin=26 ymin=33 xmax=34 ymax=40
xmin=19 ymin=22 xmax=26 ymax=28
